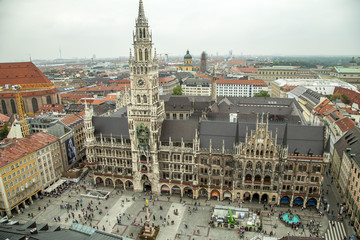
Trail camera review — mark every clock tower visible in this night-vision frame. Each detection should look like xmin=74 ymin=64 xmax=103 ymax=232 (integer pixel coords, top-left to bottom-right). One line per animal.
xmin=128 ymin=0 xmax=165 ymax=194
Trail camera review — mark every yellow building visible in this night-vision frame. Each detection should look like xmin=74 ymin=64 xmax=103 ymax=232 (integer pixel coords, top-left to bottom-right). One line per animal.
xmin=176 ymin=50 xmax=200 ymax=72
xmin=0 ymin=132 xmax=58 ymax=217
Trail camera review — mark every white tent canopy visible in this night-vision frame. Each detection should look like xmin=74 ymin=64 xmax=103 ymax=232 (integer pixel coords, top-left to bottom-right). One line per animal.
xmin=43 ymin=179 xmax=66 ymax=194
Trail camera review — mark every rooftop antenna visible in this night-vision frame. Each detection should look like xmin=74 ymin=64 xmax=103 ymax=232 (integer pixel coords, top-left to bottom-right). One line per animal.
xmin=59 ymin=46 xmax=62 ymax=59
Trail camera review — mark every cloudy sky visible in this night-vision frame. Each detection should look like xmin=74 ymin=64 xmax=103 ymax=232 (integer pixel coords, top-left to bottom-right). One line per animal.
xmin=0 ymin=0 xmax=359 ymax=62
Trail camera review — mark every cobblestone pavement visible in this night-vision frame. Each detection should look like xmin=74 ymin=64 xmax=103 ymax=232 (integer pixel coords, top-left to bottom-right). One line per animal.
xmin=10 ymin=175 xmax=349 ymax=240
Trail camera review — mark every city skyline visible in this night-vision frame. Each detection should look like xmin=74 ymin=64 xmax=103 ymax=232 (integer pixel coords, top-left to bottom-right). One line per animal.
xmin=0 ymin=0 xmax=359 ymax=62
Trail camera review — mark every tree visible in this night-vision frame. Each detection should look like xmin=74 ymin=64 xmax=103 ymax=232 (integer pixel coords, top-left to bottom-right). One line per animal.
xmin=172 ymin=85 xmax=183 ymax=95
xmin=254 ymin=90 xmax=270 ymax=98
xmin=0 ymin=123 xmax=9 ymax=140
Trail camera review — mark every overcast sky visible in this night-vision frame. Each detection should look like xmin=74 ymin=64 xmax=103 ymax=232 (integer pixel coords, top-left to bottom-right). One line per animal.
xmin=0 ymin=0 xmax=359 ymax=62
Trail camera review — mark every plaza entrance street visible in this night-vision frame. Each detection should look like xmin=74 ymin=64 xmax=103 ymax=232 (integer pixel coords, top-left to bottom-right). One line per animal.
xmin=10 ymin=174 xmax=351 ymax=240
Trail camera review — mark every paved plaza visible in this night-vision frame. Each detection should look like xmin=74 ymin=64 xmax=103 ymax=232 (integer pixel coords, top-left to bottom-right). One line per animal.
xmin=9 ymin=173 xmax=354 ymax=240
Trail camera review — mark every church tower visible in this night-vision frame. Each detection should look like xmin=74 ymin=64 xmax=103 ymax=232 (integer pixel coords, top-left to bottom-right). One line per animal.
xmin=128 ymin=0 xmax=165 ymax=194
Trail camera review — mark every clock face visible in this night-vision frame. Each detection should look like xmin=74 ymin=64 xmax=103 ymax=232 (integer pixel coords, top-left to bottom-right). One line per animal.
xmin=137 ymin=79 xmax=145 ymax=87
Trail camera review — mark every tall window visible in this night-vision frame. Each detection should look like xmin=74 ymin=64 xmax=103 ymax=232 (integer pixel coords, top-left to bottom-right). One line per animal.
xmin=10 ymin=99 xmax=16 ymax=114
xmin=139 ymin=49 xmax=143 ymax=61
xmin=1 ymin=100 xmax=7 ymax=114
xmin=145 ymin=49 xmax=148 ymax=61
xmin=32 ymin=98 xmax=39 ymax=113
xmin=46 ymin=96 xmax=52 ymax=104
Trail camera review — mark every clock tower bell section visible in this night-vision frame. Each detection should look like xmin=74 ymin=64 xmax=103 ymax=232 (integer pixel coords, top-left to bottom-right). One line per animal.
xmin=128 ymin=0 xmax=165 ymax=194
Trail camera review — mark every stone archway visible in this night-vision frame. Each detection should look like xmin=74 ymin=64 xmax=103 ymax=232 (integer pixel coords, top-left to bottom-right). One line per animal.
xmin=115 ymin=179 xmax=124 ymax=189
xmin=183 ymin=187 xmax=193 ymax=198
xmin=294 ymin=197 xmax=304 ymax=206
xmin=95 ymin=177 xmax=104 ymax=185
xmin=161 ymin=184 xmax=170 ymax=195
xmin=243 ymin=192 xmax=251 ymax=201
xmin=141 ymin=175 xmax=151 ymax=192
xmin=280 ymin=196 xmax=290 ymax=205
xmin=125 ymin=180 xmax=134 ymax=190
xmin=261 ymin=194 xmax=268 ymax=203
xmin=252 ymin=193 xmax=260 ymax=202
xmin=198 ymin=188 xmax=208 ymax=199
xmin=306 ymin=198 xmax=317 ymax=207
xmin=105 ymin=178 xmax=113 ymax=187
xmin=171 ymin=185 xmax=181 ymax=195
xmin=211 ymin=190 xmax=220 ymax=200
xmin=223 ymin=191 xmax=232 ymax=201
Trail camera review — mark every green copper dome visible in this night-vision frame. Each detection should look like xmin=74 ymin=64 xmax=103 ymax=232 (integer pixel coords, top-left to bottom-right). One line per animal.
xmin=184 ymin=50 xmax=192 ymax=59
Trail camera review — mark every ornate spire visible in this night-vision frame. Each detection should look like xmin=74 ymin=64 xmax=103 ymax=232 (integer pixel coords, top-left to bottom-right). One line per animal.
xmin=235 ymin=117 xmax=240 ymax=145
xmin=282 ymin=123 xmax=288 ymax=146
xmin=137 ymin=0 xmax=146 ymax=23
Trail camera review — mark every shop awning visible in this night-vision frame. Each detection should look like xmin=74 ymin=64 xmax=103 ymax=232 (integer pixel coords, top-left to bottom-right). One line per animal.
xmin=307 ymin=200 xmax=316 ymax=206
xmin=294 ymin=198 xmax=303 ymax=204
xmin=43 ymin=179 xmax=66 ymax=194
xmin=224 ymin=192 xmax=231 ymax=198
xmin=211 ymin=191 xmax=220 ymax=197
xmin=281 ymin=197 xmax=290 ymax=203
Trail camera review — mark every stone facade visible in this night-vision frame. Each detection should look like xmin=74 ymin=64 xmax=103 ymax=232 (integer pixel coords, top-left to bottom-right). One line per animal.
xmin=84 ymin=0 xmax=329 ymax=210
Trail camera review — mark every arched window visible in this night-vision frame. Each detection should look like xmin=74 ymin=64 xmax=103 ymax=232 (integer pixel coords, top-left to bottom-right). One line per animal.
xmin=139 ymin=49 xmax=143 ymax=61
xmin=32 ymin=98 xmax=39 ymax=113
xmin=10 ymin=99 xmax=16 ymax=114
xmin=140 ymin=67 xmax=143 ymax=74
xmin=137 ymin=95 xmax=141 ymax=103
xmin=145 ymin=49 xmax=148 ymax=61
xmin=143 ymin=95 xmax=147 ymax=103
xmin=143 ymin=28 xmax=146 ymax=38
xmin=46 ymin=96 xmax=52 ymax=104
xmin=137 ymin=67 xmax=140 ymax=74
xmin=139 ymin=29 xmax=142 ymax=38
xmin=1 ymin=100 xmax=7 ymax=115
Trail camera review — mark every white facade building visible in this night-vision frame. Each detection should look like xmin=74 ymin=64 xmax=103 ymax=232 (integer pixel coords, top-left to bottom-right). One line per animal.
xmin=272 ymin=78 xmax=358 ymax=98
xmin=216 ymin=79 xmax=268 ymax=97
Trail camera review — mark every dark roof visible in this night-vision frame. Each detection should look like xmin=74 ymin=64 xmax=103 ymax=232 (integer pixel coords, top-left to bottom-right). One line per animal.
xmin=279 ymin=237 xmax=323 ymax=240
xmin=165 ymin=96 xmax=192 ymax=111
xmin=0 ymin=221 xmax=129 ymax=240
xmin=160 ymin=120 xmax=198 ymax=142
xmin=92 ymin=116 xmax=129 ymax=138
xmin=65 ymin=103 xmax=116 ymax=116
xmin=199 ymin=121 xmax=324 ymax=155
xmin=334 ymin=126 xmax=360 ymax=166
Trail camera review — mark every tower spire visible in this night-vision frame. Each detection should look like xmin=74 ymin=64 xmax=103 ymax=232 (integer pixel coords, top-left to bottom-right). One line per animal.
xmin=138 ymin=0 xmax=146 ymax=22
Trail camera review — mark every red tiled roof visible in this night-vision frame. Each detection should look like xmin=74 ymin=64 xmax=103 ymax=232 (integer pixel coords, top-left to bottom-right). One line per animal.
xmin=0 ymin=114 xmax=10 ymax=122
xmin=36 ymin=104 xmax=64 ymax=115
xmin=335 ymin=117 xmax=356 ymax=133
xmin=0 ymin=132 xmax=58 ymax=167
xmin=78 ymin=98 xmax=105 ymax=105
xmin=230 ymin=67 xmax=258 ymax=74
xmin=227 ymin=59 xmax=246 ymax=66
xmin=334 ymin=87 xmax=360 ymax=106
xmin=159 ymin=76 xmax=175 ymax=84
xmin=61 ymin=93 xmax=92 ymax=101
xmin=60 ymin=114 xmax=82 ymax=126
xmin=75 ymin=85 xmax=130 ymax=92
xmin=0 ymin=62 xmax=53 ymax=87
xmin=216 ymin=78 xmax=267 ymax=87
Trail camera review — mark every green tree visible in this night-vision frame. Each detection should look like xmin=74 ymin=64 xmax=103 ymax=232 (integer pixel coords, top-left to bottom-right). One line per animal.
xmin=0 ymin=123 xmax=9 ymax=140
xmin=340 ymin=95 xmax=350 ymax=104
xmin=172 ymin=85 xmax=183 ymax=95
xmin=254 ymin=90 xmax=270 ymax=97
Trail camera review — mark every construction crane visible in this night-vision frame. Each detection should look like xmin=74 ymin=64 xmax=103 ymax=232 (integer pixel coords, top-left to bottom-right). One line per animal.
xmin=1 ymin=83 xmax=55 ymax=137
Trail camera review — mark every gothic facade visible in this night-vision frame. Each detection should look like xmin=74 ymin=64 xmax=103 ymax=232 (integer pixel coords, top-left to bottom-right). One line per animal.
xmin=84 ymin=0 xmax=329 ymax=209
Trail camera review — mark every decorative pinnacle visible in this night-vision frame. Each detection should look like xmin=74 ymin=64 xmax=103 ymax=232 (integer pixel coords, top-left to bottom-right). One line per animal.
xmin=138 ymin=0 xmax=145 ymax=20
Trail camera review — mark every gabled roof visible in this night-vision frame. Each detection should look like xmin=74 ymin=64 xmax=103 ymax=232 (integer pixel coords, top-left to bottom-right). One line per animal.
xmin=199 ymin=121 xmax=324 ymax=155
xmin=60 ymin=114 xmax=83 ymax=126
xmin=0 ymin=62 xmax=53 ymax=86
xmin=335 ymin=117 xmax=356 ymax=133
xmin=0 ymin=132 xmax=58 ymax=167
xmin=92 ymin=116 xmax=129 ymax=139
xmin=160 ymin=120 xmax=198 ymax=142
